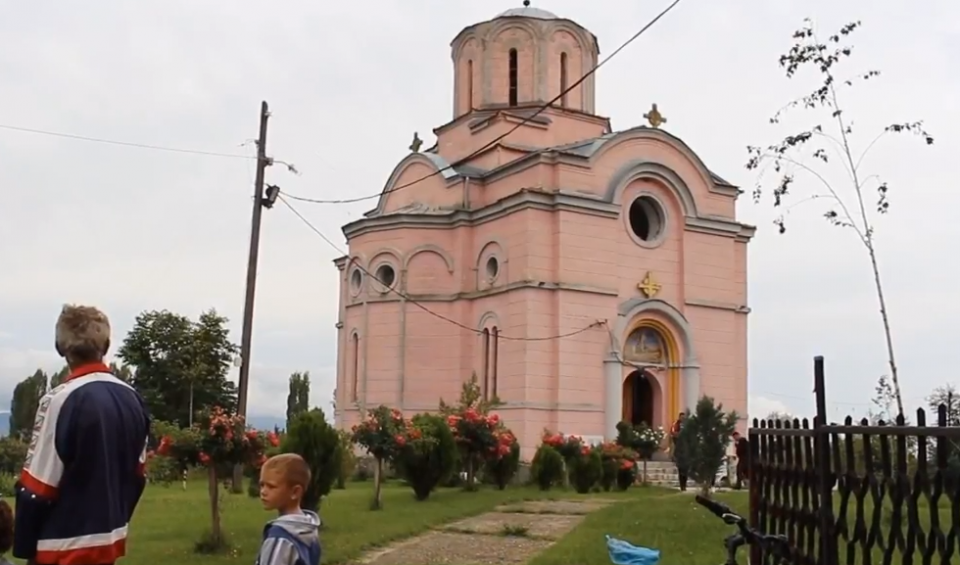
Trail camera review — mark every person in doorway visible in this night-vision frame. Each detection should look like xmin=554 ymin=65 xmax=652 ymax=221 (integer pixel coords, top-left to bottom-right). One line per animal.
xmin=732 ymin=431 xmax=750 ymax=490
xmin=14 ymin=304 xmax=151 ymax=565
xmin=670 ymin=412 xmax=689 ymax=491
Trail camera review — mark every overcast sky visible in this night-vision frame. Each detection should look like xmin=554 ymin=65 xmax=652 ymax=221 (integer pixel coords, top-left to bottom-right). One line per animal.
xmin=0 ymin=0 xmax=955 ymax=424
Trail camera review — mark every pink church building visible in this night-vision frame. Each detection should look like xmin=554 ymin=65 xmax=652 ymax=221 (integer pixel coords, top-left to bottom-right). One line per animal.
xmin=334 ymin=5 xmax=753 ymax=456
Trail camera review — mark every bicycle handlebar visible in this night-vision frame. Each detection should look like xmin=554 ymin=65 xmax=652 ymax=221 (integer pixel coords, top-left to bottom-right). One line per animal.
xmin=695 ymin=495 xmax=792 ymax=563
xmin=695 ymin=495 xmax=734 ymax=519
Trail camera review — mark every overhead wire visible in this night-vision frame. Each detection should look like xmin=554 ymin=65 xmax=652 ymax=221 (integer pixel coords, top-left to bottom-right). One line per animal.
xmin=280 ymin=0 xmax=684 ymax=206
xmin=277 ymin=193 xmax=603 ymax=341
xmin=0 ymin=123 xmax=256 ymax=160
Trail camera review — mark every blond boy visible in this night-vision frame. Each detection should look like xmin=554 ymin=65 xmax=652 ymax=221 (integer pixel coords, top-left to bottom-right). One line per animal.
xmin=256 ymin=454 xmax=321 ymax=565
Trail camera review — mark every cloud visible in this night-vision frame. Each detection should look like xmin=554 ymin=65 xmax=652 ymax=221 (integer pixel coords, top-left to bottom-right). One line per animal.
xmin=748 ymin=395 xmax=795 ymax=421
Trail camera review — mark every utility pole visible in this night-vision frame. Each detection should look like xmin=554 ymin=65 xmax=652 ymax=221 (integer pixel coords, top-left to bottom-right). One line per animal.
xmin=233 ymin=100 xmax=270 ymax=491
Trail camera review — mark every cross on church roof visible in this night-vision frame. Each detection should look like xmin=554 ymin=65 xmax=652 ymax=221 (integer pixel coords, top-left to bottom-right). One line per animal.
xmin=644 ymin=103 xmax=666 ymax=128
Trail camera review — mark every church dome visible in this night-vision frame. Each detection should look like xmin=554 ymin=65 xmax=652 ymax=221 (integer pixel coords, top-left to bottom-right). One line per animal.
xmin=496 ymin=6 xmax=559 ymax=20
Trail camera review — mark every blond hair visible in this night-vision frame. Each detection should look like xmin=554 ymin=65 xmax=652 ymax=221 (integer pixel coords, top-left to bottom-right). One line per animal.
xmin=262 ymin=453 xmax=312 ymax=491
xmin=55 ymin=304 xmax=111 ymax=365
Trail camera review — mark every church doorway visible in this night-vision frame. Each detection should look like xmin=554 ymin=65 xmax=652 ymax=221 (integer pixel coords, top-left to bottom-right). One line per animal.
xmin=622 ymin=370 xmax=656 ymax=427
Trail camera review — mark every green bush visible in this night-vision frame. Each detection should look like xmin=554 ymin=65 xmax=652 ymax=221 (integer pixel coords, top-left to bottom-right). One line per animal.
xmin=616 ymin=461 xmax=637 ymax=490
xmin=281 ymin=408 xmax=342 ymax=511
xmin=674 ymin=396 xmax=737 ymax=496
xmin=336 ymin=430 xmax=356 ymax=489
xmin=600 ymin=457 xmax=619 ymax=491
xmin=484 ymin=441 xmax=520 ymax=490
xmin=531 ymin=445 xmax=564 ymax=490
xmin=146 ymin=454 xmax=182 ymax=486
xmin=0 ymin=436 xmax=27 ymax=475
xmin=0 ymin=472 xmax=16 ymax=496
xmin=568 ymin=449 xmax=602 ymax=494
xmin=394 ymin=414 xmax=458 ymax=500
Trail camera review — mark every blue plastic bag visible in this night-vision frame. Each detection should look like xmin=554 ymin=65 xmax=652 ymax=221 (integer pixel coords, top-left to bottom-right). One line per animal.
xmin=606 ymin=535 xmax=661 ymax=565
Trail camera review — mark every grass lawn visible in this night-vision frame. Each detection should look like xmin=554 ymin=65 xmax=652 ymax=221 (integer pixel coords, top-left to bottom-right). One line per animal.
xmin=9 ymin=479 xmax=593 ymax=565
xmin=529 ymin=488 xmax=752 ymax=565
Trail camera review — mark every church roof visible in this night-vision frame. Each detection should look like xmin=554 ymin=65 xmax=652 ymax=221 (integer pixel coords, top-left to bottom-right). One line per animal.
xmin=496 ymin=6 xmax=559 ymax=20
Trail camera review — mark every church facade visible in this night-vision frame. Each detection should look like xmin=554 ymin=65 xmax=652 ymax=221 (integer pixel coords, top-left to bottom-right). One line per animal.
xmin=333 ymin=5 xmax=753 ymax=456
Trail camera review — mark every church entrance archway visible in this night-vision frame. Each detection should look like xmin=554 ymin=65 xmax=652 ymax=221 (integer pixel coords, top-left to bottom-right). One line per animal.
xmin=622 ymin=370 xmax=657 ymax=427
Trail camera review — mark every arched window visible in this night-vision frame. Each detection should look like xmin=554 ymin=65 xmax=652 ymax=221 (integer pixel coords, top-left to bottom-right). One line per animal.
xmin=481 ymin=328 xmax=490 ymax=398
xmin=467 ymin=59 xmax=474 ymax=109
xmin=508 ymin=49 xmax=518 ymax=106
xmin=491 ymin=327 xmax=499 ymax=398
xmin=560 ymin=53 xmax=568 ymax=107
xmin=350 ymin=333 xmax=359 ymax=402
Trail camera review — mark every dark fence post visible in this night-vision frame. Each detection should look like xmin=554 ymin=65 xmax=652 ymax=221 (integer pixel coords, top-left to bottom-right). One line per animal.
xmin=813 ymin=355 xmax=837 ymax=565
xmin=749 ymin=424 xmax=761 ymax=565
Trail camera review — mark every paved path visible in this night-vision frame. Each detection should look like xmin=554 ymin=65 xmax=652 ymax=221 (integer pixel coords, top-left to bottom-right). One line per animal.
xmin=350 ymin=498 xmax=617 ymax=565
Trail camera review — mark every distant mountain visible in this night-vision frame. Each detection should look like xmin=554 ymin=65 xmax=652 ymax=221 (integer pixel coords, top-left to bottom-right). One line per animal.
xmin=247 ymin=415 xmax=286 ymax=432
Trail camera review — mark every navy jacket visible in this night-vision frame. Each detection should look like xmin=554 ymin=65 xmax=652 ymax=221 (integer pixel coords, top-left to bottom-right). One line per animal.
xmin=14 ymin=363 xmax=150 ymax=564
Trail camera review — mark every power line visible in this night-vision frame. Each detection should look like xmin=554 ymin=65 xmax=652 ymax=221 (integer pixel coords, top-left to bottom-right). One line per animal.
xmin=277 ymin=193 xmax=602 ymax=341
xmin=282 ymin=0 xmax=684 ymax=206
xmin=0 ymin=123 xmax=255 ymax=160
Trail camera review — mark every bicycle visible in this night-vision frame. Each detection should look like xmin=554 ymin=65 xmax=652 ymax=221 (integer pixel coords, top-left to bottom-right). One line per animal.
xmin=694 ymin=494 xmax=793 ymax=565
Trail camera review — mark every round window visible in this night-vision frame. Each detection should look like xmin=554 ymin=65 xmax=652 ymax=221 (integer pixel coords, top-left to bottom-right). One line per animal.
xmin=350 ymin=269 xmax=363 ymax=292
xmin=628 ymin=195 xmax=666 ymax=243
xmin=375 ymin=264 xmax=396 ymax=292
xmin=485 ymin=256 xmax=499 ymax=281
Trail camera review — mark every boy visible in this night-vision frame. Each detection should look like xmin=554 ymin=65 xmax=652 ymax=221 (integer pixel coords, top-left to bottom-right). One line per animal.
xmin=257 ymin=454 xmax=321 ymax=565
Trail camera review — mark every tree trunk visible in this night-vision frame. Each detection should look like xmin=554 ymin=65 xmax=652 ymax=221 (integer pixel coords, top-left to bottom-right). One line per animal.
xmin=371 ymin=457 xmax=383 ymax=510
xmin=464 ymin=455 xmax=477 ymax=491
xmin=642 ymin=459 xmax=648 ymax=484
xmin=207 ymin=466 xmax=222 ymax=545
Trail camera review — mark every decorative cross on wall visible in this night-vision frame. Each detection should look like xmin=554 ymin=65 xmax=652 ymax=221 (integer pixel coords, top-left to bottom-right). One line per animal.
xmin=637 ymin=272 xmax=662 ymax=298
xmin=644 ymin=104 xmax=667 ymax=128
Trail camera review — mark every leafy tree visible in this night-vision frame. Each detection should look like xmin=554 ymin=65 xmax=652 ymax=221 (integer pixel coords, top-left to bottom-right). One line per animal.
xmin=0 ymin=436 xmax=27 ymax=474
xmin=118 ymin=309 xmax=239 ymax=427
xmin=49 ymin=366 xmax=69 ymax=388
xmin=108 ymin=361 xmax=133 ymax=382
xmin=765 ymin=411 xmax=795 ymax=423
xmin=530 ymin=445 xmax=564 ymax=491
xmin=9 ymin=369 xmax=48 ymax=439
xmin=484 ymin=440 xmax=520 ymax=490
xmin=927 ymin=384 xmax=960 ymax=425
xmin=281 ymin=408 xmax=341 ymax=512
xmin=286 ymin=372 xmax=311 ymax=429
xmin=746 ymin=19 xmax=934 ymax=419
xmin=673 ymin=396 xmax=738 ymax=496
xmin=335 ymin=430 xmax=356 ymax=489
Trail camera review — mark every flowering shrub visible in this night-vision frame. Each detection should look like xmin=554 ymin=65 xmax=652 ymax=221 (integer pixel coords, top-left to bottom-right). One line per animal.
xmin=394 ymin=413 xmax=457 ymax=500
xmin=484 ymin=439 xmax=520 ymax=490
xmin=617 ymin=458 xmax=638 ymax=490
xmin=531 ymin=445 xmax=565 ymax=490
xmin=153 ymin=407 xmax=272 ymax=551
xmin=596 ymin=442 xmax=637 ymax=491
xmin=567 ymin=444 xmax=603 ymax=493
xmin=615 ymin=421 xmax=665 ymax=460
xmin=446 ymin=408 xmax=515 ymax=489
xmin=542 ymin=431 xmax=585 ymax=462
xmin=351 ymin=405 xmax=407 ymax=509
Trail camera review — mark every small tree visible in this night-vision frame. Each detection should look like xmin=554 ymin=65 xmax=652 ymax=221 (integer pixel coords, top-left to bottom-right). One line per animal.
xmin=484 ymin=440 xmax=521 ymax=490
xmin=155 ymin=407 xmax=269 ymax=551
xmin=446 ymin=409 xmax=515 ymax=490
xmin=394 ymin=413 xmax=458 ymax=500
xmin=673 ymin=396 xmax=738 ymax=497
xmin=351 ymin=405 xmax=405 ymax=510
xmin=335 ymin=430 xmax=357 ymax=489
xmin=597 ymin=442 xmax=637 ymax=491
xmin=746 ymin=19 xmax=934 ymax=419
xmin=282 ymin=408 xmax=340 ymax=512
xmin=531 ymin=445 xmax=564 ymax=491
xmin=568 ymin=446 xmax=603 ymax=494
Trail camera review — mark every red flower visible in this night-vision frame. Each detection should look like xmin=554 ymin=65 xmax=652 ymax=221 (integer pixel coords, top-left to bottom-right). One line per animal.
xmin=621 ymin=459 xmax=634 ymax=470
xmin=157 ymin=436 xmax=173 ymax=456
xmin=199 ymin=452 xmax=211 ymax=466
xmin=267 ymin=431 xmax=280 ymax=447
xmin=488 ymin=413 xmax=500 ymax=425
xmin=395 ymin=434 xmax=406 ymax=447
